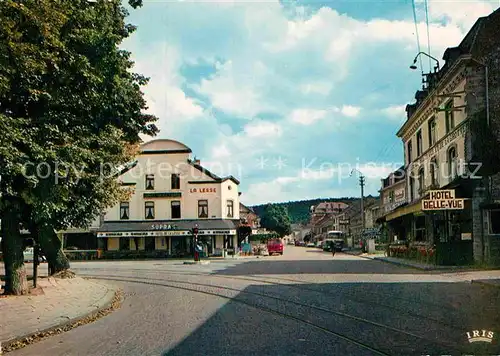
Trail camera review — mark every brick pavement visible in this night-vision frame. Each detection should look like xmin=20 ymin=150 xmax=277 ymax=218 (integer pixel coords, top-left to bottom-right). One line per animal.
xmin=0 ymin=276 xmax=118 ymax=345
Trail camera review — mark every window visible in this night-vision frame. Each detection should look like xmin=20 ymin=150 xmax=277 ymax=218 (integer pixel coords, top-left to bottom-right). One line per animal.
xmin=409 ymin=177 xmax=415 ymax=202
xmin=430 ymin=158 xmax=439 ymax=187
xmin=389 ymin=191 xmax=395 ymax=203
xmin=416 ymin=130 xmax=423 ymax=156
xmin=198 ymin=200 xmax=208 ymax=218
xmin=171 ymin=174 xmax=180 ymax=190
xmin=119 ymin=237 xmax=130 ymax=251
xmin=428 ymin=118 xmax=436 ymax=146
xmin=120 ymin=202 xmax=130 ymax=220
xmin=171 ymin=201 xmax=181 ymax=219
xmin=418 ymin=168 xmax=425 ymax=195
xmin=490 ymin=210 xmax=500 ymax=234
xmin=448 ymin=146 xmax=458 ymax=180
xmin=145 ymin=174 xmax=154 ymax=190
xmin=145 ymin=201 xmax=155 ymax=219
xmin=407 ymin=140 xmax=413 ymax=164
xmin=445 ymin=100 xmax=455 ymax=133
xmin=227 ymin=200 xmax=234 ymax=218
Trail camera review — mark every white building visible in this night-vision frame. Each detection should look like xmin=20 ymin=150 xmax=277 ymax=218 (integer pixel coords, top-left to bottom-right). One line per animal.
xmin=97 ymin=139 xmax=241 ymax=257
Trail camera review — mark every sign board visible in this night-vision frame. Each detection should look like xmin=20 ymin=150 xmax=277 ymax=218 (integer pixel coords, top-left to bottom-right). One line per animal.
xmin=189 ymin=187 xmax=217 ymax=193
xmin=422 ymin=189 xmax=465 ymax=211
xmin=151 ymin=224 xmax=178 ymax=230
xmin=143 ymin=192 xmax=182 ymax=198
xmin=339 ymin=220 xmax=350 ymax=225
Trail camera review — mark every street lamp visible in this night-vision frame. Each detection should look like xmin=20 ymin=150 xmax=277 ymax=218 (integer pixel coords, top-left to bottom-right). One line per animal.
xmin=410 ymin=51 xmax=440 ymax=72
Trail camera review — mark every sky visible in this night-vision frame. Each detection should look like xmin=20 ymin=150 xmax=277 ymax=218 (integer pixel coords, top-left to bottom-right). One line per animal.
xmin=122 ymin=0 xmax=500 ymax=206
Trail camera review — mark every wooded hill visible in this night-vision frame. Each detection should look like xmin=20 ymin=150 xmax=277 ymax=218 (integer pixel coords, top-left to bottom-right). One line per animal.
xmin=251 ymin=197 xmax=376 ymax=225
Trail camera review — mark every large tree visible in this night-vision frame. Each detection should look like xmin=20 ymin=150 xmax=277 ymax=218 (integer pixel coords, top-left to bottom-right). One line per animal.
xmin=260 ymin=204 xmax=292 ymax=238
xmin=0 ymin=0 xmax=158 ymax=294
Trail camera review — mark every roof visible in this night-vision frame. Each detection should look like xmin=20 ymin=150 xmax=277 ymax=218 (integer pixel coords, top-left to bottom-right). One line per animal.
xmin=187 ymin=159 xmax=240 ymax=185
xmin=140 ymin=139 xmax=192 ymax=154
xmin=239 ymin=203 xmax=255 ymax=214
xmin=97 ymin=219 xmax=239 ymax=232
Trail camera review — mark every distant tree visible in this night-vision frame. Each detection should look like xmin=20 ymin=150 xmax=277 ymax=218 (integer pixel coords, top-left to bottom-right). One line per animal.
xmin=260 ymin=204 xmax=292 ymax=238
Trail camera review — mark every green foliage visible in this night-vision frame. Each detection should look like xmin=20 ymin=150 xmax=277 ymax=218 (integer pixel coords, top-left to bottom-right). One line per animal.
xmin=252 ymin=197 xmax=359 ymax=224
xmin=259 ymin=204 xmax=292 ymax=238
xmin=0 ymin=0 xmax=158 ymax=231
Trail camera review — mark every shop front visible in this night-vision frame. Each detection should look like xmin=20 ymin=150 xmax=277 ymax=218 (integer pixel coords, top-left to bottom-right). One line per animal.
xmin=385 ymin=188 xmax=474 ymax=265
xmin=97 ymin=220 xmax=238 ymax=258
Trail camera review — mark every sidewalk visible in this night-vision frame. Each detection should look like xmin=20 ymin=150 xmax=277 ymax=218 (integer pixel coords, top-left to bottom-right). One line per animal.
xmin=0 ymin=276 xmax=119 ymax=351
xmin=344 ymin=249 xmax=500 ymax=288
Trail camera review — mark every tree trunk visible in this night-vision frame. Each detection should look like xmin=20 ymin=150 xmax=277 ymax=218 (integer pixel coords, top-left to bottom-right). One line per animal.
xmin=35 ymin=224 xmax=70 ymax=274
xmin=1 ymin=210 xmax=28 ymax=295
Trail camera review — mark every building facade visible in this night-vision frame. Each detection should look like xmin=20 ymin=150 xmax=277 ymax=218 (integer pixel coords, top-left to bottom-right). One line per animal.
xmin=97 ymin=139 xmax=241 ymax=257
xmin=389 ymin=8 xmax=500 ymax=264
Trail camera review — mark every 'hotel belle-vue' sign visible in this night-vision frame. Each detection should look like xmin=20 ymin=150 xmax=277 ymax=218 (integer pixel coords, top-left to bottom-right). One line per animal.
xmin=421 ymin=190 xmax=465 ymax=211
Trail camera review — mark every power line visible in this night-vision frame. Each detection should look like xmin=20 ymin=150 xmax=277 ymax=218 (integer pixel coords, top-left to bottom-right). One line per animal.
xmin=411 ymin=0 xmax=424 ymax=76
xmin=424 ymin=0 xmax=432 ymax=72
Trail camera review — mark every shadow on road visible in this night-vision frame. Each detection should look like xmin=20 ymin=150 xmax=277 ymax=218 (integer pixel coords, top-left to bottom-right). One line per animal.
xmin=163 ymin=281 xmax=500 ymax=356
xmin=215 ymin=259 xmax=416 ymax=275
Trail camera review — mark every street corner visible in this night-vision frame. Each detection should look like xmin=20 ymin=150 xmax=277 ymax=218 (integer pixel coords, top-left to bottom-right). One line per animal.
xmin=183 ymin=260 xmax=211 ymax=265
xmin=0 ymin=275 xmax=122 ymax=354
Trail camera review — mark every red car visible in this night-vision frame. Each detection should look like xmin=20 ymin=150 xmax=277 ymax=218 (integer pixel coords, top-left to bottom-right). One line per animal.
xmin=267 ymin=239 xmax=283 ymax=255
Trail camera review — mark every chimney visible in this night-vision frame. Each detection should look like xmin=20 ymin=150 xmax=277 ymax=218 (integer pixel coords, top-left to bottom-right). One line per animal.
xmin=194 ymin=159 xmax=200 ymax=165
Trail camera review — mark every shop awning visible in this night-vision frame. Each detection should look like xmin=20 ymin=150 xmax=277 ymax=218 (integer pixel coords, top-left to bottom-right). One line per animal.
xmin=96 ymin=219 xmax=239 ymax=237
xmin=386 ymin=201 xmax=421 ymax=222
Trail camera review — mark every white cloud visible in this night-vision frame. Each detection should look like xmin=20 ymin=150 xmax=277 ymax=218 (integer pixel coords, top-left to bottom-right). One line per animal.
xmin=125 ymin=43 xmax=204 ymax=138
xmin=339 ymin=105 xmax=361 ymax=118
xmin=289 ymin=108 xmax=328 ymax=125
xmin=125 ymin=0 xmax=498 ymax=205
xmin=243 ymin=120 xmax=282 ymax=138
xmin=381 ymin=105 xmax=407 ymax=120
xmin=211 ymin=144 xmax=231 ymax=159
xmin=300 ymin=82 xmax=332 ymax=95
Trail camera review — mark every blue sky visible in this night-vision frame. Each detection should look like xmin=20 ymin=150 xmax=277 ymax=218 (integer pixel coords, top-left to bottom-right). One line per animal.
xmin=123 ymin=0 xmax=499 ymax=205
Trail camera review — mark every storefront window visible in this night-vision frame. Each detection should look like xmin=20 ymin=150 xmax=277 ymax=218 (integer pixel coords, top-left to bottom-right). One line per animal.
xmin=415 ymin=215 xmax=426 ymax=241
xmin=490 ymin=210 xmax=500 ymax=234
xmin=119 ymin=237 xmax=129 ymax=251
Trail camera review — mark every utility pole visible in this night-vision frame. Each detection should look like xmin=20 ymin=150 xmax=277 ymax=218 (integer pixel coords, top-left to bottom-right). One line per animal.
xmin=360 ymin=174 xmax=365 ymax=231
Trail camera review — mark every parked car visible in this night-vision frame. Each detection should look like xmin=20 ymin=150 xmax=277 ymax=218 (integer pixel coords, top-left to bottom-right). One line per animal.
xmin=306 ymin=242 xmax=315 ymax=248
xmin=267 ymin=239 xmax=283 ymax=255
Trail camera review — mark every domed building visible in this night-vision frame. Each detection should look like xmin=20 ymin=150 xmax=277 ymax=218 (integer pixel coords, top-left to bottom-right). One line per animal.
xmin=96 ymin=139 xmax=241 ymax=257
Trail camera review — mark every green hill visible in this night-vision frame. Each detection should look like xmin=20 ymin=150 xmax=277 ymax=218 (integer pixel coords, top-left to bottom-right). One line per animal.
xmin=251 ymin=197 xmax=365 ymax=225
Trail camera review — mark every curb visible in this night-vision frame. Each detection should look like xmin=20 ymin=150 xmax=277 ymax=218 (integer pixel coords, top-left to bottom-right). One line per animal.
xmin=0 ymin=284 xmax=122 ymax=354
xmin=344 ymin=251 xmax=433 ymax=271
xmin=371 ymin=257 xmax=433 ymax=271
xmin=183 ymin=261 xmax=210 ymax=265
xmin=470 ymin=279 xmax=500 ymax=289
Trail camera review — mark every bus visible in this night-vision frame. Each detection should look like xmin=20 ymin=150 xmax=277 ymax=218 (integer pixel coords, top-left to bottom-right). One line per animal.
xmin=325 ymin=231 xmax=345 ymax=252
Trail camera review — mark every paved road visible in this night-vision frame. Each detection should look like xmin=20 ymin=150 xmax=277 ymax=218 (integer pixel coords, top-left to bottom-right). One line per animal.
xmin=9 ymin=246 xmax=500 ymax=356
